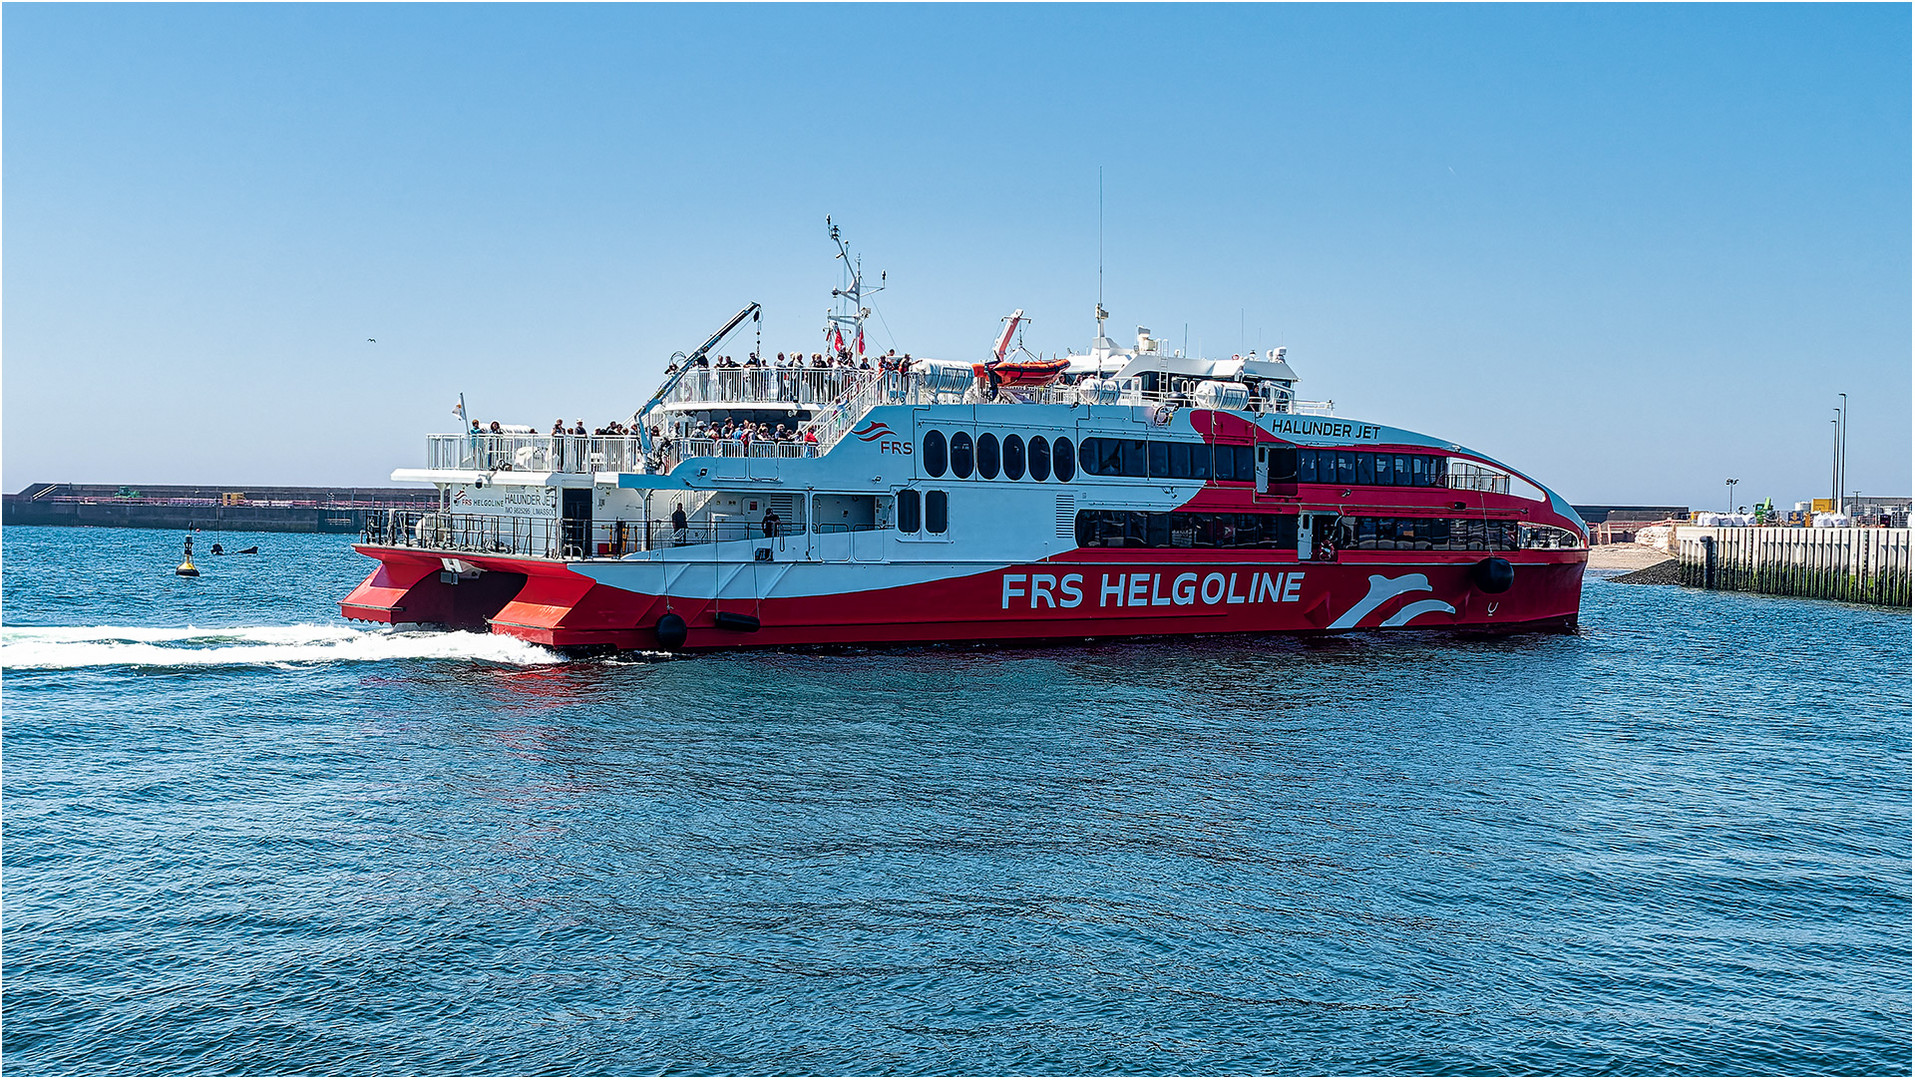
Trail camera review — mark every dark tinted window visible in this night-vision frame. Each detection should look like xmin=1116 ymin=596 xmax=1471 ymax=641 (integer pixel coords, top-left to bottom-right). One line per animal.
xmin=1268 ymin=447 xmax=1298 ymax=484
xmin=1053 ymin=438 xmax=1075 ymax=481
xmin=1213 ymin=446 xmax=1236 ymax=482
xmin=1077 ymin=509 xmax=1300 ymax=550
xmin=1028 ymin=435 xmax=1051 ymax=481
xmin=1411 ymin=455 xmax=1429 ymax=487
xmin=1236 ymin=445 xmax=1256 ymax=482
xmin=1120 ymin=439 xmax=1146 ymax=477
xmin=1356 ymin=452 xmax=1376 ymax=485
xmin=897 ymin=489 xmax=921 ymax=533
xmin=1336 ymin=451 xmax=1356 ymax=485
xmin=950 ymin=431 xmax=974 ymax=479
xmin=977 ymin=433 xmax=1000 ymax=480
xmin=926 ymin=490 xmax=948 ymax=534
xmin=1167 ymin=441 xmax=1191 ymax=479
xmin=1002 ymin=435 xmax=1025 ymax=480
xmin=1299 ymin=449 xmax=1319 ymax=484
xmin=1392 ymin=454 xmax=1409 ymax=486
xmin=1148 ymin=440 xmax=1169 ymax=478
xmin=922 ymin=430 xmax=947 ymax=478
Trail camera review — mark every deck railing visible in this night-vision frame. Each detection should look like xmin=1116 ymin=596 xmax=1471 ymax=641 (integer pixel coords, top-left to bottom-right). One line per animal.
xmin=427 ymin=375 xmax=1341 ymax=472
xmin=366 ymin=509 xmax=827 ymax=560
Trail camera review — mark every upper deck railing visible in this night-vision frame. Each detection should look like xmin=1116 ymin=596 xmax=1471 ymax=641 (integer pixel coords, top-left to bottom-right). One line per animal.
xmin=662 ymin=367 xmax=875 ymax=409
xmin=426 ymin=373 xmax=1340 ymax=473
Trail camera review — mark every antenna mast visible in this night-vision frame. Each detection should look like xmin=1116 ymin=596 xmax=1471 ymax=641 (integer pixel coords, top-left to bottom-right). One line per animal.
xmin=824 ymin=216 xmax=883 ymax=359
xmin=1093 ymin=168 xmax=1112 ymax=356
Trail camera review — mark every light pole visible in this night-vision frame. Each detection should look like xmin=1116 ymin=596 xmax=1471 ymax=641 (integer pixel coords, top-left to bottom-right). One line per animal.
xmin=1831 ymin=414 xmax=1841 ymax=508
xmin=1838 ymin=393 xmax=1848 ymax=514
xmin=1726 ymin=478 xmax=1738 ymax=515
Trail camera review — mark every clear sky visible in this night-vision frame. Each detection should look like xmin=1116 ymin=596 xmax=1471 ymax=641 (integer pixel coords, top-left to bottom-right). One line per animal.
xmin=5 ymin=3 xmax=1908 ymax=508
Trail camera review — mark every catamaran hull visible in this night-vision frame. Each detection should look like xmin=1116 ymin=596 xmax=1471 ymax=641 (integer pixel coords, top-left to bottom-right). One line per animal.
xmin=342 ymin=545 xmax=1585 ymax=652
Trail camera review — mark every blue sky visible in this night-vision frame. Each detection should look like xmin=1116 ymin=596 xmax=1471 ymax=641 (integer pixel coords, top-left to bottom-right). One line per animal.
xmin=5 ymin=4 xmax=1907 ymax=508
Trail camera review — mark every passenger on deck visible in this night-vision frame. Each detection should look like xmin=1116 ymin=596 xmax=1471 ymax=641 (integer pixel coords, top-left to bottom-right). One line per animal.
xmin=811 ymin=352 xmax=827 ymax=369
xmin=803 ymin=428 xmax=818 ymax=456
xmin=671 ymin=503 xmax=688 ymax=545
xmin=762 ymin=509 xmax=781 ymax=539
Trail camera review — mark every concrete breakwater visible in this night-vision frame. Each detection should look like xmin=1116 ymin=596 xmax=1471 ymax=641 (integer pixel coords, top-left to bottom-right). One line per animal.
xmin=1677 ymin=526 xmax=1910 ymax=607
xmin=3 ymin=483 xmax=436 ymax=534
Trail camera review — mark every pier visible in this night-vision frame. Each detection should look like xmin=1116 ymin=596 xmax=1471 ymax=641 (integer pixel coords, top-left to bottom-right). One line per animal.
xmin=1675 ymin=526 xmax=1910 ymax=607
xmin=3 ymin=483 xmax=437 ymax=534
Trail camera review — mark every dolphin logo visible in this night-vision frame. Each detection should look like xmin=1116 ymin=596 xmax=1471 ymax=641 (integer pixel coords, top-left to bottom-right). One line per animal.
xmin=853 ymin=421 xmax=894 ymax=442
xmin=1329 ymin=573 xmax=1457 ymax=629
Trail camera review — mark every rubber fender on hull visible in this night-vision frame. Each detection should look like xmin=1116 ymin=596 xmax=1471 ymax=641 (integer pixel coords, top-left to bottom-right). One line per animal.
xmin=654 ymin=613 xmax=688 ymax=651
xmin=712 ymin=611 xmax=762 ymax=633
xmin=1471 ymin=557 xmax=1516 ymax=594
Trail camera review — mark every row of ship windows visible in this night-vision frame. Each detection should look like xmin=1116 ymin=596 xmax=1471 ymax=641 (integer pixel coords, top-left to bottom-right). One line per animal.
xmin=1289 ymin=449 xmax=1448 ymax=487
xmin=1076 ymin=510 xmax=1523 ymax=551
xmin=918 ymin=431 xmax=1450 ymax=488
xmin=921 ymin=432 xmax=1077 ymax=482
xmin=889 ymin=499 xmax=1569 ymax=551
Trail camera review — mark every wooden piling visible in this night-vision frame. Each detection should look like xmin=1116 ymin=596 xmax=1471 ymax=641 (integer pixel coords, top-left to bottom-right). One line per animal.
xmin=1669 ymin=526 xmax=1910 ymax=607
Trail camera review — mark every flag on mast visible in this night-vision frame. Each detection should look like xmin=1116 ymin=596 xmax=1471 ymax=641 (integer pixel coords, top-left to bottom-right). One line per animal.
xmin=453 ymin=393 xmax=468 ymax=426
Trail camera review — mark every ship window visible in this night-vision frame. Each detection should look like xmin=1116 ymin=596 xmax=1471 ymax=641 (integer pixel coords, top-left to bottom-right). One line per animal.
xmin=1212 ymin=446 xmax=1237 ymax=482
xmin=977 ymin=433 xmax=1000 ymax=480
xmin=897 ymin=489 xmax=921 ymax=533
xmin=1052 ymin=438 xmax=1076 ymax=482
xmin=1003 ymin=435 xmax=1026 ymax=480
xmin=1148 ymin=440 xmax=1169 ymax=478
xmin=1224 ymin=445 xmax=1255 ymax=483
xmin=1189 ymin=442 xmax=1210 ymax=480
xmin=1268 ymin=447 xmax=1298 ymax=484
xmin=1336 ymin=451 xmax=1357 ymax=485
xmin=1120 ymin=439 xmax=1146 ymax=477
xmin=1356 ymin=453 xmax=1376 ymax=486
xmin=1028 ymin=436 xmax=1052 ymax=481
xmin=1166 ymin=441 xmax=1190 ymax=479
xmin=922 ymin=430 xmax=947 ymax=478
xmin=926 ymin=490 xmax=948 ymax=534
xmin=1411 ymin=455 xmax=1429 ymax=487
xmin=1428 ymin=456 xmax=1448 ymax=487
xmin=1391 ymin=454 xmax=1410 ymax=486
xmin=950 ymin=431 xmax=975 ymax=479
xmin=1298 ymin=449 xmax=1319 ymax=484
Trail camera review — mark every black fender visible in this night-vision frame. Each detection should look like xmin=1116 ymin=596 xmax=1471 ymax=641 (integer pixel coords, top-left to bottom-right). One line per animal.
xmin=654 ymin=613 xmax=689 ymax=650
xmin=1471 ymin=557 xmax=1515 ymax=594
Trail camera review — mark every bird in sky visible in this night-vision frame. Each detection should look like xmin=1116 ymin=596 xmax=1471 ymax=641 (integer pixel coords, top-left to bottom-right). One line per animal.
xmin=367 ymin=338 xmax=377 ymax=343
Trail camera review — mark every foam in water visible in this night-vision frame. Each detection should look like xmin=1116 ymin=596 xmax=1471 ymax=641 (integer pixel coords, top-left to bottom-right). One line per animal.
xmin=0 ymin=623 xmax=562 ymax=669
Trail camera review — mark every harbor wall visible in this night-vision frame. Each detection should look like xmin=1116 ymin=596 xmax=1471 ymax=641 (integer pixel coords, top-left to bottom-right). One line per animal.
xmin=3 ymin=483 xmax=437 ymax=535
xmin=1674 ymin=526 xmax=1910 ymax=607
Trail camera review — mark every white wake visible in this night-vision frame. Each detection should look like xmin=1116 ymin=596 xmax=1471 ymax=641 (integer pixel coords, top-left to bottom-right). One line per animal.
xmin=0 ymin=624 xmax=562 ymax=670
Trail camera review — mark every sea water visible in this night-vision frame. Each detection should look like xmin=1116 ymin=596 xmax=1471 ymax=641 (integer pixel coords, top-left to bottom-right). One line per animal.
xmin=3 ymin=525 xmax=1908 ymax=1074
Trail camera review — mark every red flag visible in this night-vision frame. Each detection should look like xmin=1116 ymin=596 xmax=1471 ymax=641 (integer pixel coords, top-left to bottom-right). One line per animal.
xmin=832 ymin=328 xmax=845 ymax=353
xmin=856 ymin=327 xmax=865 ymax=356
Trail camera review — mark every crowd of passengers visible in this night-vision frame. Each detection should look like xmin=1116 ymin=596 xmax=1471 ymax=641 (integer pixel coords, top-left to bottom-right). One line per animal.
xmin=662 ymin=348 xmax=916 ymax=376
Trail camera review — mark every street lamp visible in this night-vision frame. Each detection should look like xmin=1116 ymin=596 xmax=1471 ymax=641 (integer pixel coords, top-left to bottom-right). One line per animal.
xmin=1726 ymin=478 xmax=1739 ymax=514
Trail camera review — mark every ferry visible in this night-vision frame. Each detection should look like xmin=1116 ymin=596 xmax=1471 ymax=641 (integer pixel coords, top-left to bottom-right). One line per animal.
xmin=341 ymin=223 xmax=1588 ymax=651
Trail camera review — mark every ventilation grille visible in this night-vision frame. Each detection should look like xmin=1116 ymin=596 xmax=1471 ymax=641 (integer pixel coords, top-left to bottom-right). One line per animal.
xmin=767 ymin=493 xmax=797 ymax=524
xmin=1055 ymin=493 xmax=1076 ymax=539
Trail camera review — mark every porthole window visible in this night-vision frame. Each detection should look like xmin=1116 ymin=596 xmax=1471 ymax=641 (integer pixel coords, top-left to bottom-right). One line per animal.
xmin=950 ymin=431 xmax=975 ymax=479
xmin=977 ymin=433 xmax=1000 ymax=480
xmin=922 ymin=430 xmax=947 ymax=478
xmin=1003 ymin=435 xmax=1026 ymax=480
xmin=1053 ymin=437 xmax=1076 ymax=482
xmin=1028 ymin=435 xmax=1051 ymax=481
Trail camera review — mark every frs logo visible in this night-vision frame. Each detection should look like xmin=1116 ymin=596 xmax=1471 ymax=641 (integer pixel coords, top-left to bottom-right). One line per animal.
xmin=853 ymin=421 xmax=912 ymax=455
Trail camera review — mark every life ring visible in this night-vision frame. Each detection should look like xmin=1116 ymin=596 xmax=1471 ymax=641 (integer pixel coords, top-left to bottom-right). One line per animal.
xmin=1151 ymin=403 xmax=1176 ymax=426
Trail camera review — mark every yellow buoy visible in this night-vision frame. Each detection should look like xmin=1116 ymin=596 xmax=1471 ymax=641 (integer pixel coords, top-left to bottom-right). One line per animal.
xmin=176 ymin=534 xmax=201 ymax=577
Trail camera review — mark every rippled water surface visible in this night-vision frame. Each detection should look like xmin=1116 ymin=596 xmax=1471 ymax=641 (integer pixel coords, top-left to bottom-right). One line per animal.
xmin=3 ymin=525 xmax=1909 ymax=1074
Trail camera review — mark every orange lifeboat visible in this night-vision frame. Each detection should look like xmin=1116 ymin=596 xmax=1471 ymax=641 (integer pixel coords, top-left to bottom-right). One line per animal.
xmin=972 ymin=356 xmax=1070 ymax=387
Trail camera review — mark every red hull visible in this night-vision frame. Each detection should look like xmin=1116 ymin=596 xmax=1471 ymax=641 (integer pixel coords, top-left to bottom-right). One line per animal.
xmin=342 ymin=546 xmax=1585 ymax=652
